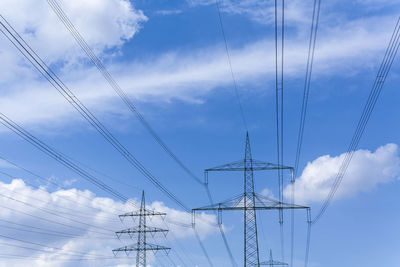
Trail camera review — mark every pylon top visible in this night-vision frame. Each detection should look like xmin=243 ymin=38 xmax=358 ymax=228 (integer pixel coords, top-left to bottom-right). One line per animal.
xmin=260 ymin=249 xmax=288 ymax=266
xmin=119 ymin=191 xmax=166 ymax=219
xmin=205 ymin=132 xmax=292 ymax=173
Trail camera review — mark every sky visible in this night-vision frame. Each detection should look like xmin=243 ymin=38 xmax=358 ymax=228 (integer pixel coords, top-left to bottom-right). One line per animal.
xmin=0 ymin=0 xmax=400 ymax=266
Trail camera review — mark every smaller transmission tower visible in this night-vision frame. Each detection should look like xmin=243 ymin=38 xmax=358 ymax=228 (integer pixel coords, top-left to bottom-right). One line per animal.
xmin=113 ymin=191 xmax=170 ymax=267
xmin=260 ymin=250 xmax=288 ymax=266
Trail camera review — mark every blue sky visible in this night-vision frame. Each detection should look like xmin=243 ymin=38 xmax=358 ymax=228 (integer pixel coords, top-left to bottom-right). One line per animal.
xmin=0 ymin=0 xmax=400 ymax=266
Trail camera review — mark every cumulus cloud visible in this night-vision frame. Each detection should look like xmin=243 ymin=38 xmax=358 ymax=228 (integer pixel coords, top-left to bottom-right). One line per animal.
xmin=0 ymin=0 xmax=147 ymax=65
xmin=0 ymin=0 xmax=147 ymax=130
xmin=283 ymin=143 xmax=400 ymax=204
xmin=0 ymin=178 xmax=217 ymax=267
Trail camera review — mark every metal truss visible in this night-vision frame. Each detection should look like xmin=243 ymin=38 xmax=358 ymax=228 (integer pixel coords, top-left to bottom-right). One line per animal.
xmin=260 ymin=250 xmax=288 ymax=266
xmin=113 ymin=191 xmax=170 ymax=267
xmin=112 ymin=243 xmax=171 ymax=256
xmin=193 ymin=132 xmax=310 ymax=267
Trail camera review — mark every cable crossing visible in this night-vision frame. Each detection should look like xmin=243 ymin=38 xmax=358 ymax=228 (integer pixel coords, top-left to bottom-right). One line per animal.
xmin=47 ymin=1 xmax=243 ymax=265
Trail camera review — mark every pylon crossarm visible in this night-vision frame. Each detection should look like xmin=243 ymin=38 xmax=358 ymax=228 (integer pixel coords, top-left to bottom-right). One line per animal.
xmin=116 ymin=226 xmax=168 ymax=236
xmin=193 ymin=193 xmax=243 ymax=211
xmin=119 ymin=210 xmax=166 ymax=218
xmin=193 ymin=193 xmax=309 ymax=212
xmin=206 ymin=159 xmax=293 ymax=172
xmin=112 ymin=243 xmax=170 ymax=253
xmin=254 ymin=193 xmax=309 ymax=209
xmin=260 ymin=260 xmax=288 ymax=266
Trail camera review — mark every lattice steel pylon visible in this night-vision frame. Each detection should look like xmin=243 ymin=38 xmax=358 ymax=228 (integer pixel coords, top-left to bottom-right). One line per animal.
xmin=113 ymin=191 xmax=170 ymax=267
xmin=193 ymin=132 xmax=310 ymax=267
xmin=260 ymin=250 xmax=288 ymax=266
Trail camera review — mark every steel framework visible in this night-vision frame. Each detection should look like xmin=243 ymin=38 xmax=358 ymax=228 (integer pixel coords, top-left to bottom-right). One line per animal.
xmin=260 ymin=250 xmax=288 ymax=266
xmin=113 ymin=191 xmax=170 ymax=267
xmin=193 ymin=132 xmax=310 ymax=267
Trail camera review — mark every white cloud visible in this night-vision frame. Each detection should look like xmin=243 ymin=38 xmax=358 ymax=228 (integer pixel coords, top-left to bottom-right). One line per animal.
xmin=260 ymin=188 xmax=274 ymax=198
xmin=0 ymin=14 xmax=394 ymax=130
xmin=0 ymin=0 xmax=147 ymax=64
xmin=0 ymin=0 xmax=397 ymax=132
xmin=190 ymin=0 xmax=400 ymax=26
xmin=189 ymin=0 xmax=322 ymax=26
xmin=283 ymin=143 xmax=400 ymax=204
xmin=0 ymin=178 xmax=217 ymax=267
xmin=0 ymin=0 xmax=146 ymax=131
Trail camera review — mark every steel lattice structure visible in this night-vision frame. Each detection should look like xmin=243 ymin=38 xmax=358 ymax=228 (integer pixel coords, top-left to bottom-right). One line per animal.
xmin=193 ymin=133 xmax=310 ymax=267
xmin=113 ymin=191 xmax=170 ymax=267
xmin=260 ymin=250 xmax=288 ymax=266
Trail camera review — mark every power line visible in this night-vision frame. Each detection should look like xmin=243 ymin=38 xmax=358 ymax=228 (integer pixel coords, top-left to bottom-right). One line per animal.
xmin=45 ymin=1 xmax=239 ymax=263
xmin=215 ymin=0 xmax=248 ymax=131
xmin=194 ymin=227 xmax=214 ymax=267
xmin=274 ymin=0 xmax=285 ymax=262
xmin=0 ymin=170 xmax=193 ymax=267
xmin=0 ymin=253 xmax=117 ymax=261
xmin=0 ymin=169 xmax=119 ymax=223
xmin=292 ymin=1 xmax=321 ymax=266
xmin=312 ymin=16 xmax=400 ymax=224
xmin=0 ymin=14 xmax=189 ymax=212
xmin=0 ymin=192 xmax=113 ymax=234
xmin=0 ymin=136 xmax=205 ymax=265
xmin=0 ymin=242 xmax=111 ymax=259
xmin=0 ymin=113 xmax=132 ymax=205
xmin=47 ymin=0 xmax=204 ymax=187
xmin=0 ymin=9 xmax=238 ymax=266
xmin=293 ymin=0 xmax=322 ymax=177
xmin=0 ymin=112 xmax=213 ymax=265
xmin=0 ymin=202 xmax=112 ymax=236
xmin=0 ymin=155 xmax=118 ymax=217
xmin=166 ymin=231 xmax=197 ymax=267
xmin=0 ymin=233 xmax=108 ymax=258
xmin=304 ymin=223 xmax=312 ymax=267
xmin=0 ymin=222 xmax=113 ymax=240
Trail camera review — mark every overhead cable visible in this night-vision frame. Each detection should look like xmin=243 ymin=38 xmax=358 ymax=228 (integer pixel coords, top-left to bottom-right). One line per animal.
xmin=293 ymin=0 xmax=322 ymax=177
xmin=46 ymin=1 xmax=239 ymax=264
xmin=312 ymin=16 xmax=400 ymax=224
xmin=0 ymin=14 xmax=189 ymax=212
xmin=215 ymin=0 xmax=248 ymax=130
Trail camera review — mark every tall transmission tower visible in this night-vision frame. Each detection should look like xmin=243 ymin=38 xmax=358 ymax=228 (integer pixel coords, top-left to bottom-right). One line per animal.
xmin=193 ymin=132 xmax=310 ymax=267
xmin=260 ymin=250 xmax=288 ymax=266
xmin=113 ymin=191 xmax=170 ymax=267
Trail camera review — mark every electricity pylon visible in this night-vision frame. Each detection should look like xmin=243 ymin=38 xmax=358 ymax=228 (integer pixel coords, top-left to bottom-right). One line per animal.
xmin=113 ymin=191 xmax=170 ymax=267
xmin=193 ymin=132 xmax=310 ymax=267
xmin=260 ymin=250 xmax=288 ymax=266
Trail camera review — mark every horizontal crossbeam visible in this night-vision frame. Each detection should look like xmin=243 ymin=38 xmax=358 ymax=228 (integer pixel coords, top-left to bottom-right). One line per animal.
xmin=119 ymin=210 xmax=166 ymax=219
xmin=116 ymin=226 xmax=168 ymax=238
xmin=112 ymin=243 xmax=170 ymax=256
xmin=193 ymin=193 xmax=309 ymax=212
xmin=205 ymin=159 xmax=293 ymax=172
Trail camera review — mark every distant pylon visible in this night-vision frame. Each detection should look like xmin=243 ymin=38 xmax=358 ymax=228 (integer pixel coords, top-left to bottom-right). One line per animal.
xmin=113 ymin=191 xmax=170 ymax=267
xmin=193 ymin=132 xmax=310 ymax=267
xmin=260 ymin=250 xmax=288 ymax=266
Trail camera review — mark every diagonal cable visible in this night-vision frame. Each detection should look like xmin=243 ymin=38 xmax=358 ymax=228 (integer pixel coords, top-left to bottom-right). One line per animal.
xmin=312 ymin=16 xmax=400 ymax=224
